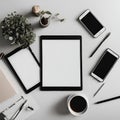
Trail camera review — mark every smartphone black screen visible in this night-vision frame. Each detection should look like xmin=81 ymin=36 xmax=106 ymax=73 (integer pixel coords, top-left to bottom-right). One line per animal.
xmin=93 ymin=51 xmax=118 ymax=79
xmin=81 ymin=12 xmax=103 ymax=35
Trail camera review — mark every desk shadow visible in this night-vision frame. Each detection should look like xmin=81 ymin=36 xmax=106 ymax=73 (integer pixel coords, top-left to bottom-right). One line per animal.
xmin=23 ymin=11 xmax=34 ymax=19
xmin=0 ymin=26 xmax=17 ymax=54
xmin=53 ymin=96 xmax=69 ymax=115
xmin=0 ymin=27 xmax=9 ymax=47
xmin=23 ymin=11 xmax=42 ymax=31
xmin=32 ymin=21 xmax=43 ymax=30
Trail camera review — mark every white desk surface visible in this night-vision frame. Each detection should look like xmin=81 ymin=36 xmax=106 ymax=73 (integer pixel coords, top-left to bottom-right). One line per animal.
xmin=0 ymin=0 xmax=120 ymax=119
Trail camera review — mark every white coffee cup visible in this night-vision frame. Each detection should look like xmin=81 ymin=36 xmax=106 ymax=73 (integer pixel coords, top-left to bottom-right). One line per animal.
xmin=67 ymin=94 xmax=89 ymax=116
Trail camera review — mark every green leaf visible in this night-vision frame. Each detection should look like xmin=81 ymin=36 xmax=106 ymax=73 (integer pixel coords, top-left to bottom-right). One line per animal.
xmin=45 ymin=11 xmax=52 ymax=15
xmin=60 ymin=19 xmax=65 ymax=22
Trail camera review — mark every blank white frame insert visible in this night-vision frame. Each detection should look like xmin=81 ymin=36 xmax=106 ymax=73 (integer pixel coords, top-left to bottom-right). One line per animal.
xmin=40 ymin=36 xmax=82 ymax=90
xmin=5 ymin=47 xmax=40 ymax=93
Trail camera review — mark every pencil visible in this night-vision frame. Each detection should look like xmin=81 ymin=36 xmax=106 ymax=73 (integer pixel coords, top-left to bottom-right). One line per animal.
xmin=89 ymin=32 xmax=111 ymax=58
xmin=93 ymin=83 xmax=105 ymax=97
xmin=94 ymin=96 xmax=120 ymax=104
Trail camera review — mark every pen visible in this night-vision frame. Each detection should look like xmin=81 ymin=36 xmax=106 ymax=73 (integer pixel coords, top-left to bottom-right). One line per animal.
xmin=94 ymin=96 xmax=120 ymax=104
xmin=27 ymin=106 xmax=34 ymax=111
xmin=89 ymin=32 xmax=111 ymax=57
xmin=93 ymin=83 xmax=105 ymax=97
xmin=10 ymin=100 xmax=27 ymax=120
xmin=2 ymin=96 xmax=24 ymax=113
xmin=9 ymin=96 xmax=24 ymax=109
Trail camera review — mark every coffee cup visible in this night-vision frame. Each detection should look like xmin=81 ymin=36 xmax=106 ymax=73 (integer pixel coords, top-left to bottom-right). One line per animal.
xmin=67 ymin=94 xmax=89 ymax=116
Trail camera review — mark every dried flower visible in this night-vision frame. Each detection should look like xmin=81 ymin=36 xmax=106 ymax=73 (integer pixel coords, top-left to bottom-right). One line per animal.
xmin=52 ymin=13 xmax=65 ymax=22
xmin=32 ymin=5 xmax=41 ymax=16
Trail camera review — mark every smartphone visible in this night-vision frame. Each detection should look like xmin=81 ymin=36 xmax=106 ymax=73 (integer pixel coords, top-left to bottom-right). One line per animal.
xmin=79 ymin=9 xmax=106 ymax=38
xmin=90 ymin=49 xmax=119 ymax=82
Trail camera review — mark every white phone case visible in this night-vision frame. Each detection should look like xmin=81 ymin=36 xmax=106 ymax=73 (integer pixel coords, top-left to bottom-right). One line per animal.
xmin=79 ymin=9 xmax=106 ymax=38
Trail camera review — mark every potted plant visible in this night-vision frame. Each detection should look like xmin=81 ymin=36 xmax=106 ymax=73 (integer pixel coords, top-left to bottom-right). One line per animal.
xmin=1 ymin=12 xmax=36 ymax=48
xmin=32 ymin=5 xmax=65 ymax=27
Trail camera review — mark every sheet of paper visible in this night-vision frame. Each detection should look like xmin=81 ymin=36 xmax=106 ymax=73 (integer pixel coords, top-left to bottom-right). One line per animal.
xmin=8 ymin=48 xmax=40 ymax=90
xmin=42 ymin=39 xmax=81 ymax=87
xmin=0 ymin=69 xmax=16 ymax=103
xmin=0 ymin=94 xmax=39 ymax=120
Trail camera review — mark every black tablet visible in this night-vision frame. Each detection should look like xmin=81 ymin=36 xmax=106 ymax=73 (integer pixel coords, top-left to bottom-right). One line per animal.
xmin=5 ymin=47 xmax=40 ymax=93
xmin=40 ymin=35 xmax=83 ymax=90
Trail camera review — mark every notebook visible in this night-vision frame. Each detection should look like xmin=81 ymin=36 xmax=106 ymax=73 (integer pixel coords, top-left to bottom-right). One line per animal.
xmin=0 ymin=69 xmax=16 ymax=103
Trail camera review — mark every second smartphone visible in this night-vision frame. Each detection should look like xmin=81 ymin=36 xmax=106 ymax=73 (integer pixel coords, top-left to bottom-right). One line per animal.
xmin=79 ymin=9 xmax=106 ymax=38
xmin=90 ymin=49 xmax=119 ymax=82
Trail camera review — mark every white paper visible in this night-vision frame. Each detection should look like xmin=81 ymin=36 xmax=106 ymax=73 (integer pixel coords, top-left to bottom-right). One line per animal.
xmin=8 ymin=49 xmax=40 ymax=90
xmin=0 ymin=94 xmax=39 ymax=120
xmin=42 ymin=40 xmax=81 ymax=87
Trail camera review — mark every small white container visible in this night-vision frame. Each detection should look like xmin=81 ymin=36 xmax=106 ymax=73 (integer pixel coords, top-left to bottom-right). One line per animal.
xmin=39 ymin=16 xmax=50 ymax=28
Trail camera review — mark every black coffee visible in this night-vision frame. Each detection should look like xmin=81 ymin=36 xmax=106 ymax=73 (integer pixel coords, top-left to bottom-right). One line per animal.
xmin=70 ymin=96 xmax=87 ymax=112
